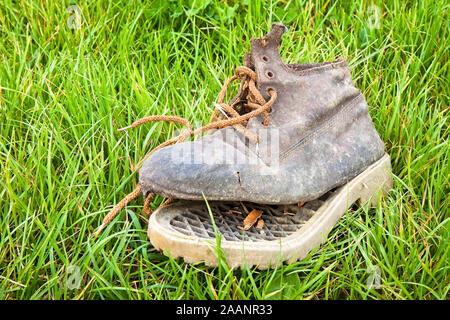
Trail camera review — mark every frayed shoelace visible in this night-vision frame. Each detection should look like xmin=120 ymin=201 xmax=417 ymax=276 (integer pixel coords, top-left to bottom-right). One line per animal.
xmin=93 ymin=66 xmax=277 ymax=236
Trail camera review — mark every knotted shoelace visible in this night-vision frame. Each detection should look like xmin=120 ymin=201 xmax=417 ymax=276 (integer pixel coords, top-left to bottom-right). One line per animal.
xmin=93 ymin=66 xmax=277 ymax=236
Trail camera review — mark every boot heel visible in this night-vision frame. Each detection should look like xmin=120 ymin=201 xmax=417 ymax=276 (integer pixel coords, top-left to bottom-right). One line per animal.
xmin=357 ymin=154 xmax=393 ymax=208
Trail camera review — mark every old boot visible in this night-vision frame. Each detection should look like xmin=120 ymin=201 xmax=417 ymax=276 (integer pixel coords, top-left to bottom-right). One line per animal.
xmin=139 ymin=24 xmax=386 ymax=204
xmin=143 ymin=24 xmax=393 ymax=268
xmin=95 ymin=24 xmax=393 ymax=267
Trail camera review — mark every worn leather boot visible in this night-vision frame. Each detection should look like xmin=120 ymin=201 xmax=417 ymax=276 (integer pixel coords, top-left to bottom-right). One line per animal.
xmin=139 ymin=23 xmax=386 ymax=204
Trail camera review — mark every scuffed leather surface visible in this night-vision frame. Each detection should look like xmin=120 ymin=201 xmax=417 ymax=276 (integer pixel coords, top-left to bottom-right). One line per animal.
xmin=139 ymin=24 xmax=385 ymax=204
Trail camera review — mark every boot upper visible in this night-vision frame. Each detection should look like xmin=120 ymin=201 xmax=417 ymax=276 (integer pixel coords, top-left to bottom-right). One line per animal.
xmin=139 ymin=24 xmax=385 ymax=204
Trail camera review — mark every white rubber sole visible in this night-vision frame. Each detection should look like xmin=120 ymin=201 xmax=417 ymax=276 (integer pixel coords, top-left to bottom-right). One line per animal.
xmin=148 ymin=153 xmax=393 ymax=269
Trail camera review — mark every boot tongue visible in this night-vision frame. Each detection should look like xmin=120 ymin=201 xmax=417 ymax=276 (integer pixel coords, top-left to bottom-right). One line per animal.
xmin=230 ymin=24 xmax=287 ymax=109
xmin=244 ymin=23 xmax=288 ymax=72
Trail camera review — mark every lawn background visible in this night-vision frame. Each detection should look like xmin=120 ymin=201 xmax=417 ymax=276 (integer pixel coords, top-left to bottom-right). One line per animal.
xmin=0 ymin=0 xmax=448 ymax=299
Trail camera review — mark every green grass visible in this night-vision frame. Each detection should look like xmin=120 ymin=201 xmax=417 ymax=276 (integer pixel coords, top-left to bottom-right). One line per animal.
xmin=0 ymin=0 xmax=448 ymax=300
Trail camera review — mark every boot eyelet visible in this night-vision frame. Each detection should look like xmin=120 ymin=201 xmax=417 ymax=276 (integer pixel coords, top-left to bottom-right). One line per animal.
xmin=266 ymin=71 xmax=274 ymax=79
xmin=262 ymin=56 xmax=269 ymax=63
xmin=260 ymin=37 xmax=268 ymax=47
xmin=266 ymin=87 xmax=275 ymax=114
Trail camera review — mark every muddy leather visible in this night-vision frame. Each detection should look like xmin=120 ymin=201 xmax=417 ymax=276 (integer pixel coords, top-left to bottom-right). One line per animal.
xmin=139 ymin=24 xmax=385 ymax=204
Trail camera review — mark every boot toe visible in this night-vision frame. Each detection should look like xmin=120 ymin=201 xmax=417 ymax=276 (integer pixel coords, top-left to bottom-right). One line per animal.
xmin=138 ymin=136 xmax=249 ymax=200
